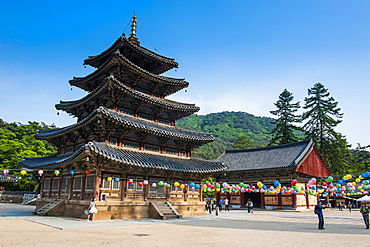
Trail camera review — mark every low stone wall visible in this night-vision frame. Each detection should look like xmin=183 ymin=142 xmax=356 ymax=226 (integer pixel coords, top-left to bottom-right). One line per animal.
xmin=0 ymin=191 xmax=36 ymax=203
xmin=36 ymin=199 xmax=206 ymax=220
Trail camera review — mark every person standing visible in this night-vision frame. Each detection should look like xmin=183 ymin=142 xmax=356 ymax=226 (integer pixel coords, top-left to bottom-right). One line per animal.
xmin=247 ymin=199 xmax=253 ymax=213
xmin=224 ymin=198 xmax=230 ymax=211
xmin=206 ymin=199 xmax=211 ymax=214
xmin=88 ymin=198 xmax=98 ymax=222
xmin=338 ymin=201 xmax=343 ymax=211
xmin=315 ymin=201 xmax=325 ymax=230
xmin=360 ymin=202 xmax=369 ymax=229
xmin=348 ymin=202 xmax=352 ymax=213
xmin=218 ymin=199 xmax=223 ymax=212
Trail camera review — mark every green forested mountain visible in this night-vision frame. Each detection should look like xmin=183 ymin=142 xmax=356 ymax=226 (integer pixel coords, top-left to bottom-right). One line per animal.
xmin=177 ymin=111 xmax=275 ymax=160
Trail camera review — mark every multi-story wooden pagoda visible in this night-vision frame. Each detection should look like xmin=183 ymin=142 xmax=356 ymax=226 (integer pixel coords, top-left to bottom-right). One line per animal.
xmin=20 ymin=14 xmax=227 ymax=220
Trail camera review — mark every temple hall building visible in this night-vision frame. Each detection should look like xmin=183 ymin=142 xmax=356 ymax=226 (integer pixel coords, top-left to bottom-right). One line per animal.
xmin=215 ymin=139 xmax=331 ymax=210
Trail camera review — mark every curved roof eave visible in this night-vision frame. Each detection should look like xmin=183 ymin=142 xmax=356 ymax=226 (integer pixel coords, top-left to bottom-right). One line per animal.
xmin=36 ymin=106 xmax=215 ymax=142
xmin=56 ymin=77 xmax=199 ymax=113
xmin=20 ymin=142 xmax=227 ymax=174
xmin=83 ymin=35 xmax=178 ymax=72
xmin=71 ymin=50 xmax=188 ymax=94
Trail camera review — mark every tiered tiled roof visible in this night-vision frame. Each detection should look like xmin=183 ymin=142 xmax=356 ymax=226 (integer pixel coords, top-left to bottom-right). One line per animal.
xmin=84 ymin=34 xmax=178 ymax=74
xmin=37 ymin=106 xmax=215 ymax=143
xmin=57 ymin=77 xmax=199 ymax=119
xmin=71 ymin=50 xmax=187 ymax=95
xmin=217 ymin=140 xmax=314 ymax=172
xmin=20 ymin=142 xmax=227 ymax=174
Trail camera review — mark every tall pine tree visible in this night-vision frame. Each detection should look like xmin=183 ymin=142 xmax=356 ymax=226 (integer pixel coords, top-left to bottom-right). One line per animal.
xmin=269 ymin=89 xmax=302 ymax=145
xmin=302 ymin=82 xmax=350 ymax=174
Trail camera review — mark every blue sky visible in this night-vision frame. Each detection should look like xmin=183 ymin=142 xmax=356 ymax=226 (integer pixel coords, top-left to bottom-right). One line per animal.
xmin=1 ymin=0 xmax=369 ymax=147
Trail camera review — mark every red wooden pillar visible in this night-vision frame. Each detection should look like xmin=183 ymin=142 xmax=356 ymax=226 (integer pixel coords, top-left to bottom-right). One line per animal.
xmin=143 ymin=177 xmax=149 ymax=201
xmin=80 ymin=173 xmax=87 ymax=200
xmin=278 ymin=193 xmax=282 ymax=209
xmin=143 ymin=184 xmax=149 ymax=201
xmin=240 ymin=192 xmax=246 ymax=208
xmin=292 ymin=194 xmax=297 ymax=209
xmin=120 ymin=176 xmax=126 ymax=201
xmin=166 ymin=187 xmax=171 ymax=201
xmin=305 ymin=191 xmax=310 ymax=209
xmin=260 ymin=193 xmax=265 ymax=209
xmin=94 ymin=169 xmax=102 ymax=201
xmin=57 ymin=175 xmax=63 ymax=199
xmin=48 ymin=175 xmax=53 ymax=198
xmin=183 ymin=186 xmax=188 ymax=202
xmin=165 ymin=178 xmax=171 ymax=201
xmin=199 ymin=185 xmax=203 ymax=202
xmin=68 ymin=175 xmax=74 ymax=200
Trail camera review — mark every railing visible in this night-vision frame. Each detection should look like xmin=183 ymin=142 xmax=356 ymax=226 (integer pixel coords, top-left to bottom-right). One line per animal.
xmin=22 ymin=193 xmax=39 ymax=204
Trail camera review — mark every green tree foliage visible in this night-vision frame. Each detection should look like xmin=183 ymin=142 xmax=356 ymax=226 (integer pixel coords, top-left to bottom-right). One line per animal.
xmin=177 ymin=112 xmax=274 ymax=159
xmin=347 ymin=144 xmax=370 ymax=174
xmin=302 ymin=83 xmax=351 ymax=174
xmin=269 ymin=89 xmax=302 ymax=145
xmin=0 ymin=119 xmax=57 ymax=191
xmin=233 ymin=135 xmax=257 ymax=149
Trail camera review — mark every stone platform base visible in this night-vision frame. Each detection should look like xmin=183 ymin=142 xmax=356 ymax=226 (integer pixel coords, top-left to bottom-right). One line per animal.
xmin=35 ymin=199 xmax=206 ymax=220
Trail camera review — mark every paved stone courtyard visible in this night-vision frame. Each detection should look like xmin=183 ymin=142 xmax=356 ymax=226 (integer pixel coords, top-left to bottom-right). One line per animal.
xmin=0 ymin=203 xmax=368 ymax=246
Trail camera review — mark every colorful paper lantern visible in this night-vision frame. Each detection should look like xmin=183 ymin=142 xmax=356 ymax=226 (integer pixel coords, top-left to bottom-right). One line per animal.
xmin=20 ymin=170 xmax=27 ymax=176
xmin=38 ymin=170 xmax=43 ymax=175
xmin=54 ymin=170 xmax=60 ymax=176
xmin=3 ymin=169 xmax=9 ymax=176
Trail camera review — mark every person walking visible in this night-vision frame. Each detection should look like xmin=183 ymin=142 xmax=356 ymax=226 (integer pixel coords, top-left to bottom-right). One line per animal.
xmin=315 ymin=201 xmax=325 ymax=230
xmin=247 ymin=199 xmax=253 ymax=213
xmin=360 ymin=202 xmax=369 ymax=229
xmin=87 ymin=198 xmax=98 ymax=222
xmin=224 ymin=198 xmax=230 ymax=211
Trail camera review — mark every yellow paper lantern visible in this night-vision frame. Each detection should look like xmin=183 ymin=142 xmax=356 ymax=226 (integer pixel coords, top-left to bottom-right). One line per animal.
xmin=107 ymin=177 xmax=113 ymax=181
xmin=180 ymin=184 xmax=185 ymax=189
xmin=20 ymin=170 xmax=27 ymax=176
xmin=174 ymin=182 xmax=180 ymax=187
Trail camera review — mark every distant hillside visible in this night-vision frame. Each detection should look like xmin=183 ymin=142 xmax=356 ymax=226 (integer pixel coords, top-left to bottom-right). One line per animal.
xmin=176 ymin=111 xmax=275 ymax=160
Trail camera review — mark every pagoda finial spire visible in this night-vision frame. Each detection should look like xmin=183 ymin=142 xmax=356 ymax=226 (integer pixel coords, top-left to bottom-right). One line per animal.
xmin=129 ymin=13 xmax=140 ymax=45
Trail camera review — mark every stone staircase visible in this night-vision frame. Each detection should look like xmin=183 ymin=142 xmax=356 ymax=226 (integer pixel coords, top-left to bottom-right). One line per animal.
xmin=150 ymin=201 xmax=182 ymax=220
xmin=36 ymin=199 xmax=64 ymax=216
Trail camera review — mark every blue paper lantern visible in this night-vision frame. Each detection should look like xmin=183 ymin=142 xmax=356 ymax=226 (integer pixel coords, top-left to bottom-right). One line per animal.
xmin=70 ymin=170 xmax=75 ymax=175
xmin=114 ymin=178 xmax=120 ymax=182
xmin=274 ymin=181 xmax=280 ymax=187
